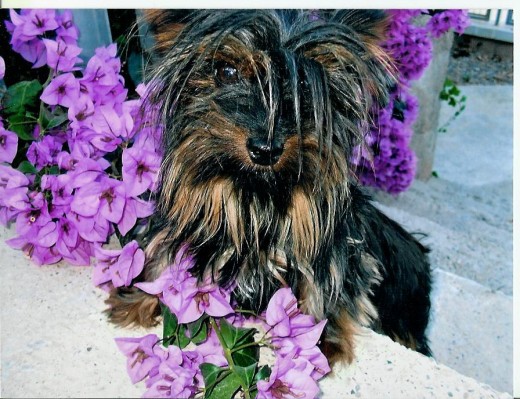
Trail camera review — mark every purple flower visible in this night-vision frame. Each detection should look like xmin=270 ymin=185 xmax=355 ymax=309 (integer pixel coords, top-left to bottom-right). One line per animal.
xmin=68 ymin=211 xmax=111 ymax=243
xmin=67 ymin=157 xmax=110 ymax=188
xmin=20 ymin=9 xmax=59 ymax=36
xmin=0 ymin=165 xmax=30 ymax=224
xmin=264 ymin=288 xmax=327 ymax=354
xmin=56 ymin=10 xmax=79 ymax=43
xmin=115 ymin=334 xmax=162 ymax=384
xmin=257 ymin=356 xmax=319 ymax=399
xmin=40 ymin=72 xmax=80 ymax=108
xmin=67 ymin=95 xmax=95 ymax=130
xmin=7 ymin=234 xmax=62 ymax=265
xmin=143 ymin=346 xmax=198 ymax=398
xmin=136 ymin=246 xmax=234 ymax=324
xmin=0 ymin=56 xmax=5 ymax=79
xmin=195 ymin=329 xmax=228 ymax=367
xmin=6 ymin=10 xmax=48 ymax=68
xmin=0 ymin=126 xmax=18 ymax=163
xmin=26 ymin=134 xmax=64 ymax=169
xmin=93 ymin=240 xmax=145 ymax=288
xmin=122 ymin=146 xmax=161 ymax=196
xmin=43 ymin=38 xmax=82 ymax=72
xmin=117 ymin=195 xmax=154 ymax=236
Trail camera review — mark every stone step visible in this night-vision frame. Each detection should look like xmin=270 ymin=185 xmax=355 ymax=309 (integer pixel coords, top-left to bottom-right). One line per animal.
xmin=373 ymin=200 xmax=512 ymax=295
xmin=428 ymin=268 xmax=513 ymax=393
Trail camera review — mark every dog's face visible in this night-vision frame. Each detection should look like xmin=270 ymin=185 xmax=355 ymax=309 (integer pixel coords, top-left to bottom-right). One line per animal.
xmin=142 ymin=10 xmax=396 ymax=307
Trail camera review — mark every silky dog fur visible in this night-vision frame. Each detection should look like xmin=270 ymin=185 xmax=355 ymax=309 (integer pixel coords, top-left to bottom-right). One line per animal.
xmin=107 ymin=9 xmax=432 ymax=365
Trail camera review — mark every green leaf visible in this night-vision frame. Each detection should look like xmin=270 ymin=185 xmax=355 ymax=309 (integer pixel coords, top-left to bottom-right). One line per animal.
xmin=448 ymin=85 xmax=460 ymax=96
xmin=232 ymin=343 xmax=259 ymax=368
xmin=162 ymin=305 xmax=178 ymax=343
xmin=206 ymin=369 xmax=242 ymax=399
xmin=4 ymin=80 xmax=43 ymax=115
xmin=234 ymin=363 xmax=257 ymax=388
xmin=17 ymin=161 xmax=38 ymax=174
xmin=254 ymin=365 xmax=271 ymax=382
xmin=187 ymin=314 xmax=209 ymax=343
xmin=175 ymin=325 xmax=191 ymax=349
xmin=190 ymin=320 xmax=208 ymax=345
xmin=7 ymin=114 xmax=36 ymax=141
xmin=219 ymin=318 xmax=257 ymax=350
xmin=47 ymin=165 xmax=60 ymax=175
xmin=47 ymin=110 xmax=69 ymax=130
xmin=200 ymin=363 xmax=230 ymax=398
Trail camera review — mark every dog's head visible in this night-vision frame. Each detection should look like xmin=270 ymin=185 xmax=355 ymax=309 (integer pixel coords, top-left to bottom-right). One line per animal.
xmin=141 ymin=10 xmax=396 ymax=307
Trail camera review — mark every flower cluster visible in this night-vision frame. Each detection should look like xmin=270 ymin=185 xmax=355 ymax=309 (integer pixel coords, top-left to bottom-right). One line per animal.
xmin=116 ymin=249 xmax=329 ymax=399
xmin=1 ymin=10 xmax=161 ymax=289
xmin=353 ymin=9 xmax=469 ymax=193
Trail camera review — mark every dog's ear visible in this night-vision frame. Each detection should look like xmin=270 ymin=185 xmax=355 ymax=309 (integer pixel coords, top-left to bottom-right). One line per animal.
xmin=142 ymin=10 xmax=194 ymax=54
xmin=322 ymin=10 xmax=390 ymax=44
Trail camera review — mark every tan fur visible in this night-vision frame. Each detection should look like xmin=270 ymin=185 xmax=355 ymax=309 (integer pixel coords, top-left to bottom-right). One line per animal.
xmin=320 ymin=310 xmax=359 ymax=365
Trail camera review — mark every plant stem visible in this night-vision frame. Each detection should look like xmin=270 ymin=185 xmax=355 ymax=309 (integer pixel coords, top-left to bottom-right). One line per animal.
xmin=209 ymin=318 xmax=252 ymax=399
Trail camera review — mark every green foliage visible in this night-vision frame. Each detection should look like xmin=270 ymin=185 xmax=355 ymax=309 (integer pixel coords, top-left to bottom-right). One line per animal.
xmin=438 ymin=78 xmax=467 ymax=133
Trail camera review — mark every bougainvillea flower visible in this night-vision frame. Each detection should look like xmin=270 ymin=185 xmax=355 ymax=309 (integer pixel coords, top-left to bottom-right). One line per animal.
xmin=111 ymin=241 xmax=145 ymax=287
xmin=256 ymin=355 xmax=319 ymax=399
xmin=136 ymin=246 xmax=234 ymax=323
xmin=0 ymin=165 xmax=30 ymax=224
xmin=7 ymin=234 xmax=62 ymax=265
xmin=43 ymin=38 xmax=82 ymax=72
xmin=0 ymin=126 xmax=18 ymax=163
xmin=117 ymin=195 xmax=154 ymax=236
xmin=20 ymin=9 xmax=59 ymax=36
xmin=55 ymin=10 xmax=79 ymax=43
xmin=93 ymin=240 xmax=145 ymax=288
xmin=115 ymin=334 xmax=162 ymax=384
xmin=143 ymin=357 xmax=198 ymax=399
xmin=141 ymin=345 xmax=199 ymax=399
xmin=26 ymin=134 xmax=64 ymax=169
xmin=194 ymin=329 xmax=228 ymax=367
xmin=67 ymin=157 xmax=109 ymax=188
xmin=122 ymin=146 xmax=161 ymax=196
xmin=0 ymin=56 xmax=5 ymax=79
xmin=40 ymin=72 xmax=80 ymax=108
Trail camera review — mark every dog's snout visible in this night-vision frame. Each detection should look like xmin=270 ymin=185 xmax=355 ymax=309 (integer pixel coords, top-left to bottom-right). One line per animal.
xmin=247 ymin=138 xmax=284 ymax=166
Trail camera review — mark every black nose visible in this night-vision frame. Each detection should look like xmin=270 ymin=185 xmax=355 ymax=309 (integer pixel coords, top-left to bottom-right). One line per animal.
xmin=246 ymin=138 xmax=284 ymax=166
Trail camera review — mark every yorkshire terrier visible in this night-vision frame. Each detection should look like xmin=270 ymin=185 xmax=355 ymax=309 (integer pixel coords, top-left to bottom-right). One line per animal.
xmin=107 ymin=9 xmax=432 ymax=365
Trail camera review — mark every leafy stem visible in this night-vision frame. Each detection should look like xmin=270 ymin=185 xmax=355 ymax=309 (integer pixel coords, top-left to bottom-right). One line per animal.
xmin=209 ymin=318 xmax=252 ymax=399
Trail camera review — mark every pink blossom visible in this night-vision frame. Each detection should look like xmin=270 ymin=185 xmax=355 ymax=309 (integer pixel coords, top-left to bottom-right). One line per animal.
xmin=0 ymin=126 xmax=18 ymax=163
xmin=115 ymin=334 xmax=162 ymax=384
xmin=43 ymin=38 xmax=82 ymax=72
xmin=136 ymin=246 xmax=234 ymax=324
xmin=257 ymin=355 xmax=319 ymax=399
xmin=122 ymin=146 xmax=161 ymax=196
xmin=0 ymin=56 xmax=5 ymax=80
xmin=40 ymin=72 xmax=80 ymax=108
xmin=93 ymin=241 xmax=145 ymax=288
xmin=0 ymin=165 xmax=30 ymax=224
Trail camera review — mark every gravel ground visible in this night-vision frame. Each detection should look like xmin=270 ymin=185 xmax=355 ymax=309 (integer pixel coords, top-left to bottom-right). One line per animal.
xmin=446 ymin=38 xmax=513 ymax=85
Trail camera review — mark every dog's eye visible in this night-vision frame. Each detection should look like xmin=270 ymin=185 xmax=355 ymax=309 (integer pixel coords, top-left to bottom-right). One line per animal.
xmin=215 ymin=63 xmax=239 ymax=85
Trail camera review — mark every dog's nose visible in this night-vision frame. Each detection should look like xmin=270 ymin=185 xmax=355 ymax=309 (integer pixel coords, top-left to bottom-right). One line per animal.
xmin=247 ymin=138 xmax=284 ymax=166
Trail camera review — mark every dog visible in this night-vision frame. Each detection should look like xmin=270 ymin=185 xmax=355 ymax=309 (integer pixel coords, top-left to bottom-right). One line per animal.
xmin=107 ymin=9 xmax=432 ymax=365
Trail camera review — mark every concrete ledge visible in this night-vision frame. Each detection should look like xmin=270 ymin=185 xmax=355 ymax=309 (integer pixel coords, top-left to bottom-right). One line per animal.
xmin=465 ymin=23 xmax=513 ymax=43
xmin=0 ymin=224 xmax=512 ymax=398
xmin=321 ymin=328 xmax=511 ymax=399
